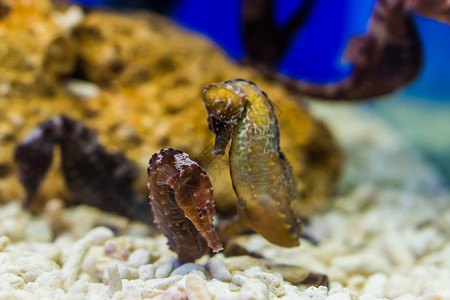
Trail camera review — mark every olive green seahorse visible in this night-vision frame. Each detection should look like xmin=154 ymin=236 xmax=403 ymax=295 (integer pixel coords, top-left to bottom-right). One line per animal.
xmin=203 ymin=79 xmax=302 ymax=247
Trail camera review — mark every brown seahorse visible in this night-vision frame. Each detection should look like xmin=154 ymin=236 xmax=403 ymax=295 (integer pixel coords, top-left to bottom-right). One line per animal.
xmin=203 ymin=79 xmax=302 ymax=247
xmin=281 ymin=0 xmax=423 ymax=100
xmin=148 ymin=149 xmax=223 ymax=263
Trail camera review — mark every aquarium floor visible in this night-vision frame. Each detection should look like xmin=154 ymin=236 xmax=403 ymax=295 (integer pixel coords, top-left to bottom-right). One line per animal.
xmin=0 ymin=103 xmax=449 ymax=299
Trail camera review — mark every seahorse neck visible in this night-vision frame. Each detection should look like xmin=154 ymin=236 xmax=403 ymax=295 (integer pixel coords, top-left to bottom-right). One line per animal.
xmin=231 ymin=87 xmax=280 ymax=157
xmin=241 ymin=88 xmax=275 ymax=127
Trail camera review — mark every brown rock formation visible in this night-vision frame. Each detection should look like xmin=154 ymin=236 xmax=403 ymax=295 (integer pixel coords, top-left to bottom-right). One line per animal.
xmin=0 ymin=0 xmax=340 ymax=217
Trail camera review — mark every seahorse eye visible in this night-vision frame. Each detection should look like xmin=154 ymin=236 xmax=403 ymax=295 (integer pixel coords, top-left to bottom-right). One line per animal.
xmin=207 ymin=115 xmax=226 ymax=134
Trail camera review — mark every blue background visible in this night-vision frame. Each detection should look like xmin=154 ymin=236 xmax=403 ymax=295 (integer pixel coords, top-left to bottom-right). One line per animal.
xmin=73 ymin=0 xmax=450 ymax=101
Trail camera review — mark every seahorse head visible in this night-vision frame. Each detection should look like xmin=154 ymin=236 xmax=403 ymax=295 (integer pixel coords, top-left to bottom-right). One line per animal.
xmin=203 ymin=79 xmax=249 ymax=155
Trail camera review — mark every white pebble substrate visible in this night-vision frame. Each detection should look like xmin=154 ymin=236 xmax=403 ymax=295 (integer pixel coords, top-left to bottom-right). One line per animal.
xmin=0 ymin=104 xmax=449 ymax=299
